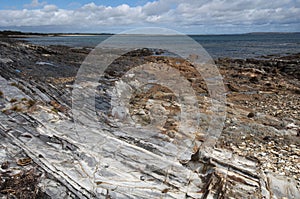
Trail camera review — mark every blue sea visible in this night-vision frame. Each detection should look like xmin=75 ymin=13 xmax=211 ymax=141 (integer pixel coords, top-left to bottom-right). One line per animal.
xmin=22 ymin=33 xmax=300 ymax=59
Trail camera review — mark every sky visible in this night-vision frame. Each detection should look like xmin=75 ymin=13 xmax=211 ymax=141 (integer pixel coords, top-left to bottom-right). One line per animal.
xmin=0 ymin=0 xmax=299 ymax=34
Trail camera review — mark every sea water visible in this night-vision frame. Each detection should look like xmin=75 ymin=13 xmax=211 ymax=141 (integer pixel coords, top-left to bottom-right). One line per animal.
xmin=22 ymin=33 xmax=300 ymax=59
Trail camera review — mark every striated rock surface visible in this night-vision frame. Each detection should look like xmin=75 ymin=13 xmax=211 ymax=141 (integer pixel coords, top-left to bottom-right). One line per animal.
xmin=0 ymin=38 xmax=299 ymax=198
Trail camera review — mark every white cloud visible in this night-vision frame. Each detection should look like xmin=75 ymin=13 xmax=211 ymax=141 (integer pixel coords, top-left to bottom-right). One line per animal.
xmin=43 ymin=5 xmax=58 ymax=12
xmin=1 ymin=0 xmax=299 ymax=33
xmin=142 ymin=0 xmax=175 ymax=15
xmin=24 ymin=0 xmax=47 ymax=8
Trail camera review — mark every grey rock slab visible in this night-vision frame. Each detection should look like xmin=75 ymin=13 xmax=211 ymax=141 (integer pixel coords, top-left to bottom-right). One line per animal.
xmin=267 ymin=173 xmax=300 ymax=199
xmin=0 ymin=58 xmax=13 ymax=64
xmin=1 ymin=76 xmax=299 ymax=198
xmin=0 ymin=76 xmax=29 ymax=102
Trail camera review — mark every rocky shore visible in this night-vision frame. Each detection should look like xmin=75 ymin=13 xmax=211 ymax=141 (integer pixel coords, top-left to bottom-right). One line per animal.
xmin=0 ymin=37 xmax=299 ymax=198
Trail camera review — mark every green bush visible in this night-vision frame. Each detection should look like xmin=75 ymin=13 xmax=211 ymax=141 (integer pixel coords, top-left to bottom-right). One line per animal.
xmin=10 ymin=82 xmax=18 ymax=87
xmin=11 ymin=105 xmax=22 ymax=112
xmin=10 ymin=98 xmax=17 ymax=103
xmin=27 ymin=100 xmax=35 ymax=107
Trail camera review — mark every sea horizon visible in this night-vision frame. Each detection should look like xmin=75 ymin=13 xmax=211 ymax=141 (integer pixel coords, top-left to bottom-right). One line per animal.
xmin=1 ymin=29 xmax=300 ymax=36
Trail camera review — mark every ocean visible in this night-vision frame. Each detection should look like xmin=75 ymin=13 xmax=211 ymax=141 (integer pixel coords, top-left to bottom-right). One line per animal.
xmin=22 ymin=33 xmax=300 ymax=59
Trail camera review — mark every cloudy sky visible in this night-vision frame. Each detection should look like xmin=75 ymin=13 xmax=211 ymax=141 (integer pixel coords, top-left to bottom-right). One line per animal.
xmin=0 ymin=0 xmax=299 ymax=34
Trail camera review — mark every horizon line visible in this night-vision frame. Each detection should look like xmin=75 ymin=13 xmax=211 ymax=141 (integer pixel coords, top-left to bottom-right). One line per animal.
xmin=1 ymin=30 xmax=300 ymax=36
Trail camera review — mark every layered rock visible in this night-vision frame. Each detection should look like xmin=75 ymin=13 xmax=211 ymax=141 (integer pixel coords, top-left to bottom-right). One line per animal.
xmin=0 ymin=38 xmax=299 ymax=198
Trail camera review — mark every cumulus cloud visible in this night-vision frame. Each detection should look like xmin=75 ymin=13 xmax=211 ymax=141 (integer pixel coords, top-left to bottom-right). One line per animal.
xmin=1 ymin=0 xmax=299 ymax=33
xmin=24 ymin=0 xmax=47 ymax=8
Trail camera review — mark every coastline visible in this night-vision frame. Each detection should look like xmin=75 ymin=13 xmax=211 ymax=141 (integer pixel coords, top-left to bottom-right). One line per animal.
xmin=0 ymin=30 xmax=114 ymax=38
xmin=0 ymin=37 xmax=299 ymax=198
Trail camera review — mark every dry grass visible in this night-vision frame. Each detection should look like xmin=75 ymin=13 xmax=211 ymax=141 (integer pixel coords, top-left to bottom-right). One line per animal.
xmin=0 ymin=168 xmax=44 ymax=198
xmin=51 ymin=108 xmax=58 ymax=113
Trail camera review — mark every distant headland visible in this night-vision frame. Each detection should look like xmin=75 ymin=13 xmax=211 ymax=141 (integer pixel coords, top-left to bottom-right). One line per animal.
xmin=0 ymin=30 xmax=114 ymax=38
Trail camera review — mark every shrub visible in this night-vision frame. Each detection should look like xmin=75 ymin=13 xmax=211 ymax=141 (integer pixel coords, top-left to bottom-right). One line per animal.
xmin=51 ymin=108 xmax=58 ymax=113
xmin=10 ymin=98 xmax=17 ymax=103
xmin=11 ymin=105 xmax=22 ymax=112
xmin=10 ymin=82 xmax=18 ymax=87
xmin=27 ymin=100 xmax=35 ymax=107
xmin=10 ymin=82 xmax=26 ymax=93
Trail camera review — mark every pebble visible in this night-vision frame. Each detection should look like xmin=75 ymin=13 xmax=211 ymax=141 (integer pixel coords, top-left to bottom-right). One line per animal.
xmin=167 ymin=130 xmax=176 ymax=138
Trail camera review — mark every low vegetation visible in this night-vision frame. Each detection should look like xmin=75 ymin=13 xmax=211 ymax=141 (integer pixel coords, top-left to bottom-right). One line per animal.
xmin=10 ymin=82 xmax=18 ymax=87
xmin=27 ymin=100 xmax=35 ymax=108
xmin=10 ymin=98 xmax=17 ymax=103
xmin=10 ymin=82 xmax=26 ymax=93
xmin=11 ymin=105 xmax=22 ymax=112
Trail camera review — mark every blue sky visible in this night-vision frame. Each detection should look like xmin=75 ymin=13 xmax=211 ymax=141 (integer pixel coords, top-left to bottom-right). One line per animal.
xmin=0 ymin=0 xmax=299 ymax=34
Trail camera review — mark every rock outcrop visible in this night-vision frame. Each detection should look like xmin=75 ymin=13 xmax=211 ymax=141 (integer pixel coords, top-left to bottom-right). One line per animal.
xmin=0 ymin=38 xmax=299 ymax=198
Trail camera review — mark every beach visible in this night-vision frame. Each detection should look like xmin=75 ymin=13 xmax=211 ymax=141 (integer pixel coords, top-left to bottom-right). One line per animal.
xmin=0 ymin=35 xmax=299 ymax=198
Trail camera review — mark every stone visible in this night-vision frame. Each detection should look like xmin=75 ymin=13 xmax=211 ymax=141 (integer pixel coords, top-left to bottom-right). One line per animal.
xmin=247 ymin=112 xmax=255 ymax=118
xmin=0 ymin=37 xmax=299 ymax=198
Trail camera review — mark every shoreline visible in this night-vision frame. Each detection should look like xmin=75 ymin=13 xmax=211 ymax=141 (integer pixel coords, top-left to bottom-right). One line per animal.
xmin=0 ymin=30 xmax=114 ymax=38
xmin=7 ymin=34 xmax=113 ymax=38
